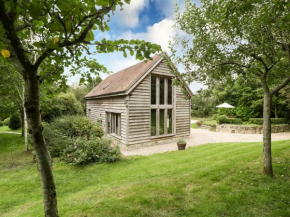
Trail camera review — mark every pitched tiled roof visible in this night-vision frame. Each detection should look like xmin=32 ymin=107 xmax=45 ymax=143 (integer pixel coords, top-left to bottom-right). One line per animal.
xmin=85 ymin=55 xmax=162 ymax=98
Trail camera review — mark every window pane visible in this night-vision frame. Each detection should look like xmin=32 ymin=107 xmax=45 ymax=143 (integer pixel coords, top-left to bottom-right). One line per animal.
xmin=107 ymin=112 xmax=111 ymax=133
xmin=160 ymin=77 xmax=165 ymax=104
xmin=116 ymin=113 xmax=119 ymax=135
xmin=167 ymin=109 xmax=173 ymax=134
xmin=151 ymin=109 xmax=156 ymax=136
xmin=159 ymin=109 xmax=165 ymax=135
xmin=151 ymin=75 xmax=156 ymax=104
xmin=168 ymin=79 xmax=172 ymax=105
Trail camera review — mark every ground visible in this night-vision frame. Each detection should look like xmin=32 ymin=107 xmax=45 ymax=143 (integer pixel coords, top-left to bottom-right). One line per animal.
xmin=122 ymin=128 xmax=290 ymax=156
xmin=1 ymin=133 xmax=290 ymax=216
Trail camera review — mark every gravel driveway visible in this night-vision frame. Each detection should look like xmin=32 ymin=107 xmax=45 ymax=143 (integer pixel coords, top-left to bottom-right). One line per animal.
xmin=121 ymin=128 xmax=290 ymax=156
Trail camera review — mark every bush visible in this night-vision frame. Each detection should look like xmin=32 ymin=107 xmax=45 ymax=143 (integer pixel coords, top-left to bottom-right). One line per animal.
xmin=62 ymin=138 xmax=121 ymax=165
xmin=217 ymin=115 xmax=227 ymax=124
xmin=9 ymin=114 xmax=21 ymax=130
xmin=0 ymin=121 xmax=3 ymax=127
xmin=249 ymin=118 xmax=288 ymax=125
xmin=43 ymin=115 xmax=104 ymax=158
xmin=217 ymin=115 xmax=243 ymax=125
xmin=41 ymin=93 xmax=84 ymax=122
xmin=212 ymin=114 xmax=219 ymax=120
xmin=3 ymin=117 xmax=10 ymax=126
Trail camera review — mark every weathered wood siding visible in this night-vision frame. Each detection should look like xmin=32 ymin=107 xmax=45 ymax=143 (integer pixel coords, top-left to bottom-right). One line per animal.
xmin=127 ymin=60 xmax=190 ymax=145
xmin=175 ymin=86 xmax=191 ymax=137
xmin=127 ymin=75 xmax=151 ymax=144
xmin=86 ymin=96 xmax=127 ymax=144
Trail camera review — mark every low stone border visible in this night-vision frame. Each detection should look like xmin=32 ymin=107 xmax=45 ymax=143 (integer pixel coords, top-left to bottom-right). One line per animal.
xmin=216 ymin=124 xmax=290 ymax=134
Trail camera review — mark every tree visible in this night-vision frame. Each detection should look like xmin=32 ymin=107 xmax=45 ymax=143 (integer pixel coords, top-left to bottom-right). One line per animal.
xmin=172 ymin=0 xmax=290 ymax=177
xmin=0 ymin=0 xmax=161 ymax=216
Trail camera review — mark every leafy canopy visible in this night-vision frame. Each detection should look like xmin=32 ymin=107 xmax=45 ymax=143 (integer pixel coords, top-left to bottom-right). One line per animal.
xmin=0 ymin=0 xmax=161 ymax=85
xmin=172 ymin=0 xmax=290 ymax=92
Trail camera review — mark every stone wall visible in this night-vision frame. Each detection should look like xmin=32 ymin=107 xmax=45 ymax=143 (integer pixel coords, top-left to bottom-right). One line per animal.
xmin=216 ymin=124 xmax=290 ymax=134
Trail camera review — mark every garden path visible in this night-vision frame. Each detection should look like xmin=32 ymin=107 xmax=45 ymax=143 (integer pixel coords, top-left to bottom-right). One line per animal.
xmin=121 ymin=128 xmax=290 ymax=156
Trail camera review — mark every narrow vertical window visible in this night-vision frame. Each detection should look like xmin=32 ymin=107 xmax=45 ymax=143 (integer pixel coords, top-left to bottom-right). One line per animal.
xmin=107 ymin=112 xmax=111 ymax=133
xmin=151 ymin=75 xmax=156 ymax=104
xmin=159 ymin=109 xmax=165 ymax=135
xmin=167 ymin=109 xmax=173 ymax=134
xmin=160 ymin=77 xmax=165 ymax=104
xmin=88 ymin=109 xmax=91 ymax=118
xmin=115 ymin=113 xmax=119 ymax=135
xmin=168 ymin=79 xmax=172 ymax=105
xmin=151 ymin=109 xmax=157 ymax=136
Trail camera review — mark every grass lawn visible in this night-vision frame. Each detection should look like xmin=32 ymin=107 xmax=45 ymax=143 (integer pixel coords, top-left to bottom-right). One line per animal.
xmin=1 ymin=134 xmax=290 ymax=217
xmin=0 ymin=126 xmax=22 ymax=133
xmin=202 ymin=120 xmax=217 ymax=127
xmin=191 ymin=123 xmax=198 ymax=129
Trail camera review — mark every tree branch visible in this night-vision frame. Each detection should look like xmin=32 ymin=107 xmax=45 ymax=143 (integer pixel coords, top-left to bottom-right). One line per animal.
xmin=270 ymin=76 xmax=290 ymax=95
xmin=0 ymin=1 xmax=33 ymax=74
xmin=16 ymin=23 xmax=32 ymax=32
xmin=33 ymin=4 xmax=114 ymax=70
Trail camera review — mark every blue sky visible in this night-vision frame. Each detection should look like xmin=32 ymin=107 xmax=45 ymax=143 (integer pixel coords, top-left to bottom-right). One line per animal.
xmin=68 ymin=0 xmax=204 ymax=92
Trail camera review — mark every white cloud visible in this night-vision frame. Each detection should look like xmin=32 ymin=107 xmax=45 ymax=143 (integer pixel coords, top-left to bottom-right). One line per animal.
xmin=114 ymin=0 xmax=149 ymax=28
xmin=119 ymin=19 xmax=176 ymax=52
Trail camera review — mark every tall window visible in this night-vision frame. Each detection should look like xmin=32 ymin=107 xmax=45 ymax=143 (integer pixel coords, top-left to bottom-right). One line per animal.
xmin=150 ymin=75 xmax=174 ymax=136
xmin=106 ymin=112 xmax=121 ymax=136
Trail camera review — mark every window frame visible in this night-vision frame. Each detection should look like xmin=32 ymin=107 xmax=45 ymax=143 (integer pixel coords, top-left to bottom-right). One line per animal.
xmin=106 ymin=111 xmax=121 ymax=138
xmin=150 ymin=74 xmax=175 ymax=138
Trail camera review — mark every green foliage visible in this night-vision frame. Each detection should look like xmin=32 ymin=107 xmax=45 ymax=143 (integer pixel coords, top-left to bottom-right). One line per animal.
xmin=177 ymin=139 xmax=186 ymax=144
xmin=217 ymin=115 xmax=243 ymax=125
xmin=62 ymin=138 xmax=121 ymax=165
xmin=43 ymin=115 xmax=103 ymax=157
xmin=212 ymin=114 xmax=219 ymax=120
xmin=41 ymin=93 xmax=83 ymax=122
xmin=249 ymin=118 xmax=289 ymax=125
xmin=3 ymin=117 xmax=10 ymax=126
xmin=0 ymin=121 xmax=2 ymax=127
xmin=172 ymin=0 xmax=290 ymax=122
xmin=8 ymin=113 xmax=21 ymax=130
xmin=218 ymin=108 xmax=236 ymax=117
xmin=191 ymin=89 xmax=216 ymax=118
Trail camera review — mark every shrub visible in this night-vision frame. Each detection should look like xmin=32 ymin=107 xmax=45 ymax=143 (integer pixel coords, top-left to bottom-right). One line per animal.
xmin=249 ymin=118 xmax=288 ymax=125
xmin=226 ymin=118 xmax=243 ymax=125
xmin=62 ymin=138 xmax=121 ymax=165
xmin=41 ymin=93 xmax=84 ymax=122
xmin=0 ymin=121 xmax=3 ymax=127
xmin=43 ymin=115 xmax=104 ymax=157
xmin=217 ymin=115 xmax=227 ymax=124
xmin=217 ymin=115 xmax=243 ymax=125
xmin=3 ymin=117 xmax=10 ymax=126
xmin=212 ymin=114 xmax=219 ymax=120
xmin=9 ymin=114 xmax=21 ymax=130
xmin=177 ymin=139 xmax=186 ymax=144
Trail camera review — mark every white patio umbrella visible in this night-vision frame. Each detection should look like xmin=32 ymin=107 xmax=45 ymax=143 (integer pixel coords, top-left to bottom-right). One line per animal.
xmin=216 ymin=102 xmax=235 ymax=108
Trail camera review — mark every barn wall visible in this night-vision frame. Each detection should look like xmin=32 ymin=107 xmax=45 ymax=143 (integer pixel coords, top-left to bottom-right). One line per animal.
xmin=175 ymin=86 xmax=191 ymax=137
xmin=127 ymin=75 xmax=151 ymax=144
xmin=86 ymin=96 xmax=127 ymax=144
xmin=127 ymin=60 xmax=191 ymax=145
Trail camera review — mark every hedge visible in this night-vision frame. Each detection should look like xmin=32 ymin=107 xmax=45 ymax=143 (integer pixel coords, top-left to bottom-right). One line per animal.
xmin=217 ymin=115 xmax=243 ymax=125
xmin=249 ymin=118 xmax=288 ymax=125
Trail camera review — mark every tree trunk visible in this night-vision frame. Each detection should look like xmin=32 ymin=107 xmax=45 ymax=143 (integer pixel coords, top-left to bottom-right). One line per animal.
xmin=24 ymin=74 xmax=59 ymax=217
xmin=20 ymin=108 xmax=24 ymax=137
xmin=262 ymin=91 xmax=273 ymax=177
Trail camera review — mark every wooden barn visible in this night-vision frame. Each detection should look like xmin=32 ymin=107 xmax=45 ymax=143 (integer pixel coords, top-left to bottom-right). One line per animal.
xmin=85 ymin=55 xmax=193 ymax=147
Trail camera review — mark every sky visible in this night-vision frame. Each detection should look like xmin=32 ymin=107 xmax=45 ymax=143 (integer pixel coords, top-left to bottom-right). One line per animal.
xmin=68 ymin=0 xmax=205 ymax=93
